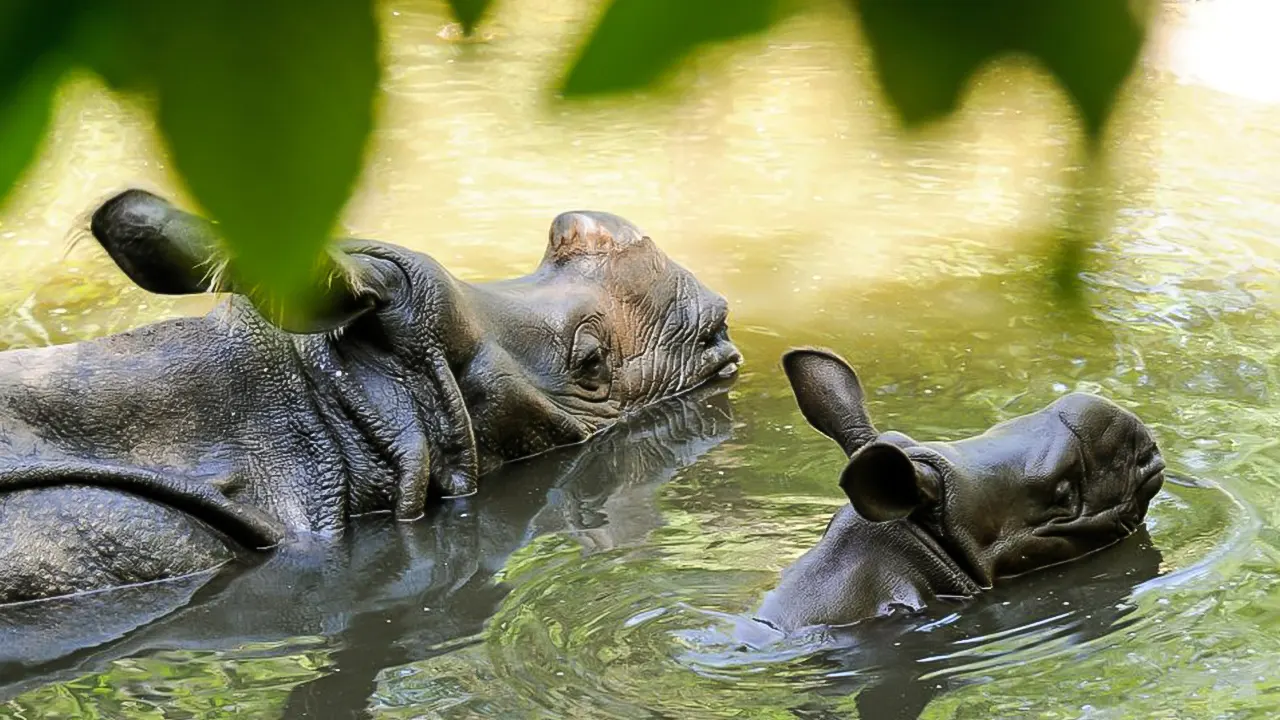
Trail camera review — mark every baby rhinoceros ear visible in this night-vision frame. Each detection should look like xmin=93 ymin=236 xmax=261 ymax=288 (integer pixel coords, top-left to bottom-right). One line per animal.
xmin=782 ymin=348 xmax=879 ymax=456
xmin=840 ymin=442 xmax=940 ymax=522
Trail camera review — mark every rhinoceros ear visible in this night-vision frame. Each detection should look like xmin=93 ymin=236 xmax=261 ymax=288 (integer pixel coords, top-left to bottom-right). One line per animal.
xmin=783 ymin=348 xmax=878 ymax=456
xmin=840 ymin=442 xmax=939 ymax=522
xmin=542 ymin=210 xmax=658 ymax=265
xmin=90 ymin=189 xmax=226 ymax=296
xmin=89 ymin=189 xmax=387 ymax=334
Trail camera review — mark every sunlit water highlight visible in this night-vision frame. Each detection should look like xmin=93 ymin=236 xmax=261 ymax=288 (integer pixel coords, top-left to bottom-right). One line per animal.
xmin=1 ymin=1 xmax=1279 ymax=717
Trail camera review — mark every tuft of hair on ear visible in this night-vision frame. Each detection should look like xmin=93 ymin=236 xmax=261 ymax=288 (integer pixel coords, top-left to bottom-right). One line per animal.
xmin=197 ymin=256 xmax=233 ymax=294
xmin=61 ymin=226 xmax=94 ymax=261
xmin=63 ymin=197 xmax=113 ymax=260
xmin=324 ymin=246 xmax=375 ymax=297
xmin=210 ymin=245 xmax=358 ymax=323
xmin=209 ymin=295 xmax=240 ymax=333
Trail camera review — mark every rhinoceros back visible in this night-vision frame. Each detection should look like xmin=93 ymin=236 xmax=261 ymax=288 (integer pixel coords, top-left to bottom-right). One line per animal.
xmin=0 ymin=311 xmax=319 ymax=604
xmin=0 ymin=485 xmax=238 ymax=604
xmin=0 ymin=310 xmax=348 ymax=531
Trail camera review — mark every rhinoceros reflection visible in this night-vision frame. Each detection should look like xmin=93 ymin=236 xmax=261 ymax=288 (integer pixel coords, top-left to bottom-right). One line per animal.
xmin=782 ymin=528 xmax=1163 ymax=720
xmin=0 ymin=382 xmax=734 ymax=709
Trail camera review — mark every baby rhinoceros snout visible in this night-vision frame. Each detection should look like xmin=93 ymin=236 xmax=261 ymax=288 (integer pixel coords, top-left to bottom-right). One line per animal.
xmin=1050 ymin=392 xmax=1166 ymax=512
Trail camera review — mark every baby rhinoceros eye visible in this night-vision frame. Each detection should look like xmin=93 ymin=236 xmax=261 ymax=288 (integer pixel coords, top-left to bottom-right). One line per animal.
xmin=1052 ymin=478 xmax=1076 ymax=510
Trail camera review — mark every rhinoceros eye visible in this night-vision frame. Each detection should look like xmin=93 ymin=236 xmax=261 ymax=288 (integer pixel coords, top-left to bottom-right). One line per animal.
xmin=578 ymin=346 xmax=608 ymax=382
xmin=570 ymin=325 xmax=612 ymax=394
xmin=1053 ymin=478 xmax=1076 ymax=510
xmin=698 ymin=308 xmax=730 ymax=348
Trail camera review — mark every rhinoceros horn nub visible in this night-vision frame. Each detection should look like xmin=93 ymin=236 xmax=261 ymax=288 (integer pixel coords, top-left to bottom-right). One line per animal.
xmin=544 ymin=210 xmax=651 ymax=265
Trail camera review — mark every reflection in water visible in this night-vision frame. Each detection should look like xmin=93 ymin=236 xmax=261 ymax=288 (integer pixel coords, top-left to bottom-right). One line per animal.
xmin=0 ymin=382 xmax=733 ymax=716
xmin=674 ymin=529 xmax=1165 ymax=720
xmin=1 ymin=0 xmax=1279 ymax=717
xmin=799 ymin=531 xmax=1164 ymax=720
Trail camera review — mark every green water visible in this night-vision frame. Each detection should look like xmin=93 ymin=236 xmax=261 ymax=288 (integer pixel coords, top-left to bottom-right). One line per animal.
xmin=2 ymin=1 xmax=1279 ymax=717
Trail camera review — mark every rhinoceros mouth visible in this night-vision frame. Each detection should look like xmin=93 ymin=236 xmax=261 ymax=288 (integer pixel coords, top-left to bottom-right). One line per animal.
xmin=701 ymin=348 xmax=743 ymax=383
xmin=902 ymin=519 xmax=985 ymax=594
xmin=1139 ymin=453 xmax=1166 ymax=496
xmin=715 ymin=354 xmax=743 ymax=379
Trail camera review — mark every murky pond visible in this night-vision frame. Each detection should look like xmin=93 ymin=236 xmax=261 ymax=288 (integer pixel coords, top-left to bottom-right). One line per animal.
xmin=2 ymin=0 xmax=1279 ymax=717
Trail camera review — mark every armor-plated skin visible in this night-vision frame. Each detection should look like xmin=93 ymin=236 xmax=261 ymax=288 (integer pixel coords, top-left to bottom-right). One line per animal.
xmin=0 ymin=190 xmax=741 ymax=605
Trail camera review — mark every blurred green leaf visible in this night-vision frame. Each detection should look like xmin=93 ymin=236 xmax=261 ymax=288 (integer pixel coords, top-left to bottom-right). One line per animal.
xmin=70 ymin=0 xmax=146 ymax=92
xmin=0 ymin=0 xmax=81 ymax=207
xmin=851 ymin=0 xmax=1149 ymax=144
xmin=0 ymin=62 xmax=65 ymax=211
xmin=142 ymin=0 xmax=380 ymax=307
xmin=0 ymin=0 xmax=79 ymax=98
xmin=444 ymin=0 xmax=494 ymax=36
xmin=560 ymin=0 xmax=788 ymax=97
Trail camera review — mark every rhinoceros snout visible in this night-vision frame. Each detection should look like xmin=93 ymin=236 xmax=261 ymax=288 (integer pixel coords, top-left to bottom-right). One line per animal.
xmin=1137 ymin=444 xmax=1166 ymax=502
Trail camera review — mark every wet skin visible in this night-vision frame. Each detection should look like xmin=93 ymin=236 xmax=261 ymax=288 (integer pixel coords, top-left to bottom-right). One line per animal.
xmin=755 ymin=348 xmax=1165 ymax=633
xmin=0 ymin=190 xmax=741 ymax=605
xmin=0 ymin=382 xmax=734 ymax=705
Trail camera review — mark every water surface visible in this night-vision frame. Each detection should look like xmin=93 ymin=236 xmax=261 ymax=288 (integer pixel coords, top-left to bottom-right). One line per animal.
xmin=1 ymin=1 xmax=1278 ymax=717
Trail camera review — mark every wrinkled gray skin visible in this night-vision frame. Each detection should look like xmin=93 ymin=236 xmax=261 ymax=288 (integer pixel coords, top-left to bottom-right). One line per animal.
xmin=0 ymin=189 xmax=741 ymax=605
xmin=755 ymin=348 xmax=1165 ymax=632
xmin=0 ymin=381 xmax=734 ymax=704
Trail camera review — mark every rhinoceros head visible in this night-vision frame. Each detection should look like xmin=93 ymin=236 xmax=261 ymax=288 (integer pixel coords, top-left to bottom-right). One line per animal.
xmin=87 ymin=190 xmax=741 ymax=481
xmin=778 ymin=348 xmax=1164 ymax=606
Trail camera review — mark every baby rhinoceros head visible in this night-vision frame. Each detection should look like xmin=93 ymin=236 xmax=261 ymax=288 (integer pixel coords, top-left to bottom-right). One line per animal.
xmin=766 ymin=348 xmax=1164 ymax=629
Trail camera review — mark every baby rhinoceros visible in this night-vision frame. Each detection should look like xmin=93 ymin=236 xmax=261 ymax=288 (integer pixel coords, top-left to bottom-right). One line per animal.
xmin=0 ymin=190 xmax=742 ymax=605
xmin=756 ymin=348 xmax=1165 ymax=632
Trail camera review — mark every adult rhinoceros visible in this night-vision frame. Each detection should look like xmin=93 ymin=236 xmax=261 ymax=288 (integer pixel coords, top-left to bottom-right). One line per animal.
xmin=0 ymin=189 xmax=742 ymax=604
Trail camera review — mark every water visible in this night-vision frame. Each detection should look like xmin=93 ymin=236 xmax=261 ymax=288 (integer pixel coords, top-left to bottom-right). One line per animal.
xmin=1 ymin=0 xmax=1278 ymax=717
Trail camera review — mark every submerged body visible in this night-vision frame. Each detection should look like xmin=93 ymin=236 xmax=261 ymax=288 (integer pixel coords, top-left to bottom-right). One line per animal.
xmin=756 ymin=348 xmax=1165 ymax=632
xmin=0 ymin=190 xmax=741 ymax=605
xmin=0 ymin=381 xmax=735 ymax=698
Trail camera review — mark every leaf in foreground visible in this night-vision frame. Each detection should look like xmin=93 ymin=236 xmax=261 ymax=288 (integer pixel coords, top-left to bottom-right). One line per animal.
xmin=143 ymin=0 xmax=381 ymax=311
xmin=444 ymin=0 xmax=494 ymax=36
xmin=851 ymin=0 xmax=1150 ymax=144
xmin=560 ymin=0 xmax=788 ymax=97
xmin=0 ymin=0 xmax=83 ymax=207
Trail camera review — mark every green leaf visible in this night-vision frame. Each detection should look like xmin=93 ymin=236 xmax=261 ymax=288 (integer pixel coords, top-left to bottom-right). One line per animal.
xmin=0 ymin=0 xmax=81 ymax=206
xmin=0 ymin=61 xmax=65 ymax=211
xmin=69 ymin=0 xmax=147 ymax=92
xmin=560 ymin=0 xmax=787 ymax=97
xmin=444 ymin=0 xmax=494 ymax=36
xmin=851 ymin=0 xmax=1149 ymax=144
xmin=142 ymin=0 xmax=381 ymax=308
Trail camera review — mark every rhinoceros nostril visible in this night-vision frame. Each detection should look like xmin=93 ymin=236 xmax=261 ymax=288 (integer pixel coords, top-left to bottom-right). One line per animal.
xmin=1136 ymin=444 xmax=1163 ymax=471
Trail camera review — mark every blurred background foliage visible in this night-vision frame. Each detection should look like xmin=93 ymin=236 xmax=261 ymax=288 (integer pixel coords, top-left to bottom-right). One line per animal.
xmin=0 ymin=0 xmax=1151 ymax=317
